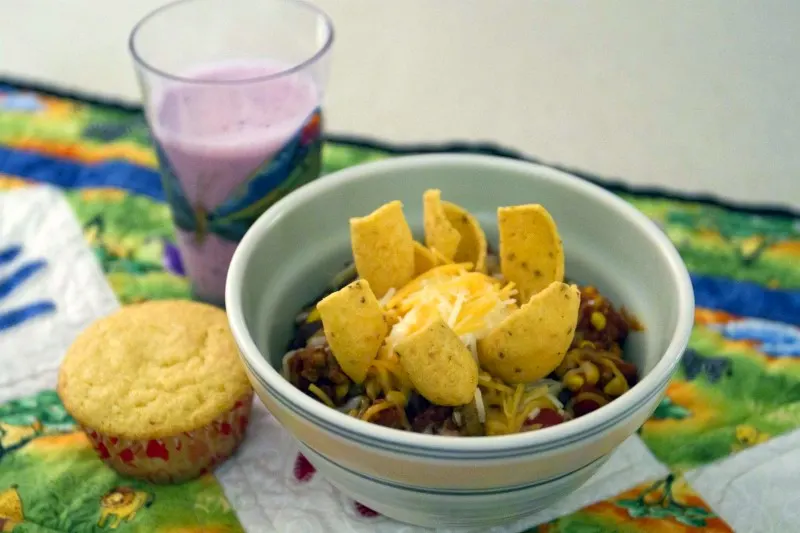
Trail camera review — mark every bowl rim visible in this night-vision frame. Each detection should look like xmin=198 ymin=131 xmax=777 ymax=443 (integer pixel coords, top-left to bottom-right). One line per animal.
xmin=226 ymin=153 xmax=694 ymax=456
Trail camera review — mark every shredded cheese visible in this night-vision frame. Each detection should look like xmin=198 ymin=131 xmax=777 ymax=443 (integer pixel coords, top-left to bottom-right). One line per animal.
xmin=547 ymin=393 xmax=564 ymax=410
xmin=361 ymin=401 xmax=396 ymax=421
xmin=526 ymin=407 xmax=541 ymax=423
xmin=308 ymin=384 xmax=335 ymax=408
xmin=307 ymin=335 xmax=326 ymax=348
xmin=460 ymin=333 xmax=478 ymax=362
xmin=387 ymin=266 xmax=518 ymax=346
xmin=474 ymin=388 xmax=486 ymax=423
xmin=379 ymin=287 xmax=397 ymax=308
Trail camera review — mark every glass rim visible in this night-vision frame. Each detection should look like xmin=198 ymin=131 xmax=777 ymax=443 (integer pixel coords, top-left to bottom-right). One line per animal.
xmin=128 ymin=0 xmax=334 ymax=85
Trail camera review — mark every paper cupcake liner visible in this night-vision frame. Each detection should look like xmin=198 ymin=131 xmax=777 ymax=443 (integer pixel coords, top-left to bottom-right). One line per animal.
xmin=82 ymin=391 xmax=254 ymax=484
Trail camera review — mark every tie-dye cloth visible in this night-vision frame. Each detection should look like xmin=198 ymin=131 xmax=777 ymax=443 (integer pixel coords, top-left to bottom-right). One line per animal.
xmin=0 ymin=79 xmax=798 ymax=533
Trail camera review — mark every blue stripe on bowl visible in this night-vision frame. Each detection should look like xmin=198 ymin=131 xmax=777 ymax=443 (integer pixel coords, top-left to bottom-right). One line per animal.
xmin=244 ymin=358 xmax=666 ymax=460
xmin=304 ymin=444 xmax=607 ymax=496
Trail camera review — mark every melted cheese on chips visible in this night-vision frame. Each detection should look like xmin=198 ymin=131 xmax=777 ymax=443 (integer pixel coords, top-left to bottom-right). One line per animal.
xmin=385 ymin=264 xmax=519 ymax=353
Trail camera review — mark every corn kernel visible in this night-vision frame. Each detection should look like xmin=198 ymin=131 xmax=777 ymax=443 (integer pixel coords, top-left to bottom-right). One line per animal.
xmin=590 ymin=311 xmax=607 ymax=331
xmin=365 ymin=379 xmax=380 ymax=400
xmin=604 ymin=375 xmax=627 ymax=396
xmin=335 ymin=382 xmax=350 ymax=400
xmin=564 ymin=370 xmax=584 ymax=392
xmin=386 ymin=390 xmax=408 ymax=406
xmin=581 ymin=361 xmax=600 ymax=386
xmin=306 ymin=307 xmax=321 ymax=323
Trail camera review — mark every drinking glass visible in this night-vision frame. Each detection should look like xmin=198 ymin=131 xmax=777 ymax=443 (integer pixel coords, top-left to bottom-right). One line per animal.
xmin=130 ymin=0 xmax=334 ymax=305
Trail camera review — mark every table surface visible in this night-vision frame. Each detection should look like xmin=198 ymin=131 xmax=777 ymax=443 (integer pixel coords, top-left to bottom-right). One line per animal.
xmin=1 ymin=0 xmax=798 ymax=208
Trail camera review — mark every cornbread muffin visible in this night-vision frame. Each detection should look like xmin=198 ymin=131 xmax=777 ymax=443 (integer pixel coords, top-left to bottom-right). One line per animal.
xmin=58 ymin=300 xmax=254 ymax=483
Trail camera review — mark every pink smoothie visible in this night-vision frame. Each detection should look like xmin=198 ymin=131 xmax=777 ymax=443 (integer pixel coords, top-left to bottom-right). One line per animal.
xmin=151 ymin=60 xmax=319 ymax=304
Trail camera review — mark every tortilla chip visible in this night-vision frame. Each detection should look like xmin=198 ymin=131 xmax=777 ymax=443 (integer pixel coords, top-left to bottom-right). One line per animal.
xmin=413 ymin=241 xmax=437 ymax=276
xmin=350 ymin=200 xmax=415 ymax=297
xmin=429 ymin=247 xmax=454 ymax=266
xmin=423 ymin=189 xmax=461 ymax=261
xmin=498 ymin=204 xmax=564 ymax=302
xmin=477 ymin=281 xmax=579 ymax=384
xmin=395 ymin=318 xmax=478 ymax=406
xmin=442 ymin=201 xmax=487 ymax=273
xmin=317 ymin=279 xmax=389 ymax=383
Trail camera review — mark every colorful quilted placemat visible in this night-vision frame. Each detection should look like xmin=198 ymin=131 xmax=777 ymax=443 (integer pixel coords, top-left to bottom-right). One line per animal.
xmin=0 ymin=78 xmax=798 ymax=533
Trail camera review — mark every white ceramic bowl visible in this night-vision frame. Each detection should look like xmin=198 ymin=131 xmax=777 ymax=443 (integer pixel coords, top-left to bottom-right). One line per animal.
xmin=225 ymin=154 xmax=694 ymax=528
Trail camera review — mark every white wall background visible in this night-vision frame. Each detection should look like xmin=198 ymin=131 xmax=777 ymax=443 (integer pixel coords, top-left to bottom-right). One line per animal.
xmin=1 ymin=0 xmax=798 ymax=207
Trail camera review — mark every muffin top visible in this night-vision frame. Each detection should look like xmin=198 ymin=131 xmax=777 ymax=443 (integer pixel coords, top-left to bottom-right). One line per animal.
xmin=58 ymin=300 xmax=252 ymax=439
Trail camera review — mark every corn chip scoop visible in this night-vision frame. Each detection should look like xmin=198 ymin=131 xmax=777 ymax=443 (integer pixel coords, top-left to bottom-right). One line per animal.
xmin=316 ymin=279 xmax=388 ymax=383
xmin=423 ymin=189 xmax=461 ymax=262
xmin=412 ymin=241 xmax=438 ymax=276
xmin=478 ymin=281 xmax=580 ymax=384
xmin=394 ymin=319 xmax=478 ymax=406
xmin=441 ymin=200 xmax=487 ymax=274
xmin=350 ymin=200 xmax=415 ymax=298
xmin=498 ymin=204 xmax=565 ymax=303
xmin=290 ymin=192 xmax=640 ymax=436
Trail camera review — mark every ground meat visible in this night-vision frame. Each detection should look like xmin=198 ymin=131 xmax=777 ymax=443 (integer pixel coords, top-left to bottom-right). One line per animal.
xmin=411 ymin=405 xmax=453 ymax=433
xmin=573 ymin=286 xmax=631 ymax=350
xmin=371 ymin=403 xmax=406 ymax=430
xmin=287 ymin=344 xmax=352 ymax=404
xmin=438 ymin=418 xmax=461 ymax=436
xmin=287 ymin=345 xmax=324 ymax=385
